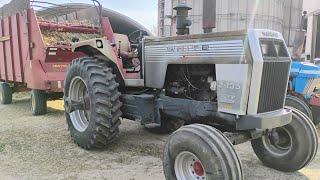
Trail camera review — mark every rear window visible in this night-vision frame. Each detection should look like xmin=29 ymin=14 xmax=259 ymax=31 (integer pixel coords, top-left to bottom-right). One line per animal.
xmin=260 ymin=39 xmax=289 ymax=58
xmin=274 ymin=41 xmax=289 ymax=57
xmin=260 ymin=40 xmax=277 ymax=57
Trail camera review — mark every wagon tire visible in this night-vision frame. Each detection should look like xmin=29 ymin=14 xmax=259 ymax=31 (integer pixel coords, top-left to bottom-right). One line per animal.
xmin=163 ymin=124 xmax=243 ymax=180
xmin=251 ymin=107 xmax=318 ymax=172
xmin=0 ymin=83 xmax=12 ymax=105
xmin=64 ymin=57 xmax=122 ymax=150
xmin=31 ymin=90 xmax=48 ymax=116
xmin=285 ymin=95 xmax=313 ymax=122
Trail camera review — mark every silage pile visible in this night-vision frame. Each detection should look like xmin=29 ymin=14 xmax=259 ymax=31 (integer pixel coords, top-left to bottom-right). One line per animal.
xmin=42 ymin=30 xmax=99 ymax=46
xmin=40 ymin=20 xmax=100 ymax=46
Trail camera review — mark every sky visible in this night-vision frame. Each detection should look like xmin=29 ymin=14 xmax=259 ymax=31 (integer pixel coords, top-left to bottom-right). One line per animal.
xmin=0 ymin=0 xmax=158 ymax=32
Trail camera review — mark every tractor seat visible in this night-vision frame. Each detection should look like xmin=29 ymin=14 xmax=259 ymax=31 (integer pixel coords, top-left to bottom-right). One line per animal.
xmin=114 ymin=33 xmax=131 ymax=53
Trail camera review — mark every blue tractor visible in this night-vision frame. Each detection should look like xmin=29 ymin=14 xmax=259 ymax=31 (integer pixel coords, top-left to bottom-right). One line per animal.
xmin=286 ymin=61 xmax=320 ymax=125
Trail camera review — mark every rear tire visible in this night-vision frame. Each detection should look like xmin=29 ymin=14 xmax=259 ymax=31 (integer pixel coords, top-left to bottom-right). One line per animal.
xmin=0 ymin=82 xmax=12 ymax=105
xmin=163 ymin=124 xmax=243 ymax=180
xmin=31 ymin=90 xmax=48 ymax=116
xmin=64 ymin=57 xmax=122 ymax=150
xmin=251 ymin=107 xmax=318 ymax=172
xmin=285 ymin=95 xmax=313 ymax=122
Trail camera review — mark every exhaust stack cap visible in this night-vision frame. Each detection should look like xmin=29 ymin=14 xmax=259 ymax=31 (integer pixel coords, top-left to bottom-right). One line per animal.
xmin=174 ymin=4 xmax=192 ymax=35
xmin=203 ymin=0 xmax=216 ymax=33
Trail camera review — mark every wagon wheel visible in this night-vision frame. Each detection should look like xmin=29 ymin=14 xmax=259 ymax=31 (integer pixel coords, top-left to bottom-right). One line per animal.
xmin=0 ymin=83 xmax=12 ymax=105
xmin=31 ymin=90 xmax=48 ymax=116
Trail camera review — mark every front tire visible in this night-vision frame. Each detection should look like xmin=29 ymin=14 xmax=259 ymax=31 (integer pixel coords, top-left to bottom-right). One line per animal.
xmin=251 ymin=107 xmax=318 ymax=172
xmin=163 ymin=124 xmax=243 ymax=180
xmin=0 ymin=82 xmax=12 ymax=105
xmin=64 ymin=57 xmax=122 ymax=150
xmin=285 ymin=95 xmax=314 ymax=122
xmin=31 ymin=90 xmax=48 ymax=116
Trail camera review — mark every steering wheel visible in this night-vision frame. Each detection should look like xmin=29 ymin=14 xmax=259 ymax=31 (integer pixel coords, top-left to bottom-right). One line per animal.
xmin=128 ymin=30 xmax=148 ymax=45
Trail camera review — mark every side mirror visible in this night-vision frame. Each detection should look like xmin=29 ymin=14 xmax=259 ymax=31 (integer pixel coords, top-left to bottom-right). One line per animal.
xmin=72 ymin=36 xmax=80 ymax=43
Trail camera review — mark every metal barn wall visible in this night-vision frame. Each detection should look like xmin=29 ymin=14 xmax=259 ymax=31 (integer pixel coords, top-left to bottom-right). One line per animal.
xmin=159 ymin=0 xmax=303 ymax=47
xmin=303 ymin=0 xmax=320 ymax=60
xmin=283 ymin=0 xmax=304 ymax=46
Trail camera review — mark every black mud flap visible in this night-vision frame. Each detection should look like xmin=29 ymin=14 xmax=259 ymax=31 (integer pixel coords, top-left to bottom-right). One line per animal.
xmin=121 ymin=94 xmax=160 ymax=125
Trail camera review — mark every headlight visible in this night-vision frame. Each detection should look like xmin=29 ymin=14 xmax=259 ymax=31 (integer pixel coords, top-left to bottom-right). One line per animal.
xmin=96 ymin=40 xmax=103 ymax=48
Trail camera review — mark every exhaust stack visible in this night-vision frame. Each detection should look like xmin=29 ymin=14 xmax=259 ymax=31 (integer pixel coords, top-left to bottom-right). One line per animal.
xmin=203 ymin=0 xmax=216 ymax=33
xmin=174 ymin=4 xmax=192 ymax=35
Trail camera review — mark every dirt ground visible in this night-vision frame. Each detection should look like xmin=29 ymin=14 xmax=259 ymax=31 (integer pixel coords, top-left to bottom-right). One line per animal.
xmin=0 ymin=93 xmax=319 ymax=180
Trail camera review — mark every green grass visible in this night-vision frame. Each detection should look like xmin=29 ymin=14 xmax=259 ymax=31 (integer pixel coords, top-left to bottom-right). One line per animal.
xmin=0 ymin=143 xmax=5 ymax=152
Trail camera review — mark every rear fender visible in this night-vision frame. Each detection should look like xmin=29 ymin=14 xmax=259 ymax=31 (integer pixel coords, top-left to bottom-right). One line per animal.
xmin=72 ymin=38 xmax=125 ymax=80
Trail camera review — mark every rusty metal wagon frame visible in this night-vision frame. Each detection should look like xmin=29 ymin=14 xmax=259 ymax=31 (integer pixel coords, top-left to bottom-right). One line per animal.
xmin=0 ymin=0 xmax=101 ymax=114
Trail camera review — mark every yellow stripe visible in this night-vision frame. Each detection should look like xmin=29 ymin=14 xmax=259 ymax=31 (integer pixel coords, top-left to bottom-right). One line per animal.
xmin=0 ymin=36 xmax=10 ymax=42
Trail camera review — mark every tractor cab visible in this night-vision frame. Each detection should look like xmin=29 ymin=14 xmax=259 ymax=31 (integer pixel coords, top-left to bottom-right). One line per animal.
xmin=114 ymin=30 xmax=148 ymax=73
xmin=114 ymin=33 xmax=140 ymax=72
xmin=72 ymin=17 xmax=150 ymax=85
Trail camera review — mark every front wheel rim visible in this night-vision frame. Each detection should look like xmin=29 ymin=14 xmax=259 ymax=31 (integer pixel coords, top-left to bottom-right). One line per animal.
xmin=262 ymin=127 xmax=293 ymax=156
xmin=174 ymin=151 xmax=206 ymax=180
xmin=68 ymin=76 xmax=90 ymax=132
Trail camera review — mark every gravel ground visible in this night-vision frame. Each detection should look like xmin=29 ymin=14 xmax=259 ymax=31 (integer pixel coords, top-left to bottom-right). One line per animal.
xmin=0 ymin=93 xmax=319 ymax=180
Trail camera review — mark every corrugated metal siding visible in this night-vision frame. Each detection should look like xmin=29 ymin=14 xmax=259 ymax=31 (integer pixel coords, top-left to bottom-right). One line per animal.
xmin=214 ymin=0 xmax=284 ymax=33
xmin=159 ymin=0 xmax=303 ymax=46
xmin=282 ymin=0 xmax=304 ymax=46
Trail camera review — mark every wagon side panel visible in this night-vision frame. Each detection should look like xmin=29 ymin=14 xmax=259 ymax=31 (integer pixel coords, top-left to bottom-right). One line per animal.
xmin=3 ymin=18 xmax=13 ymax=81
xmin=24 ymin=9 xmax=47 ymax=90
xmin=18 ymin=12 xmax=30 ymax=73
xmin=0 ymin=11 xmax=30 ymax=84
xmin=10 ymin=14 xmax=23 ymax=82
xmin=0 ymin=21 xmax=6 ymax=81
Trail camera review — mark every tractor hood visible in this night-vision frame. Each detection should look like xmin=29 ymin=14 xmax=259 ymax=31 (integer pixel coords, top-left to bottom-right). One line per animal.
xmin=290 ymin=61 xmax=320 ymax=78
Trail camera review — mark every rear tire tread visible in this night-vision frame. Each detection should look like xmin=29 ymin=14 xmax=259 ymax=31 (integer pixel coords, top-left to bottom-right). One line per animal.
xmin=65 ymin=57 xmax=122 ymax=150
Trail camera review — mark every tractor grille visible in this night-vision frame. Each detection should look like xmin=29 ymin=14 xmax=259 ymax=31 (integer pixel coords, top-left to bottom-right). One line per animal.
xmin=257 ymin=60 xmax=290 ymax=113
